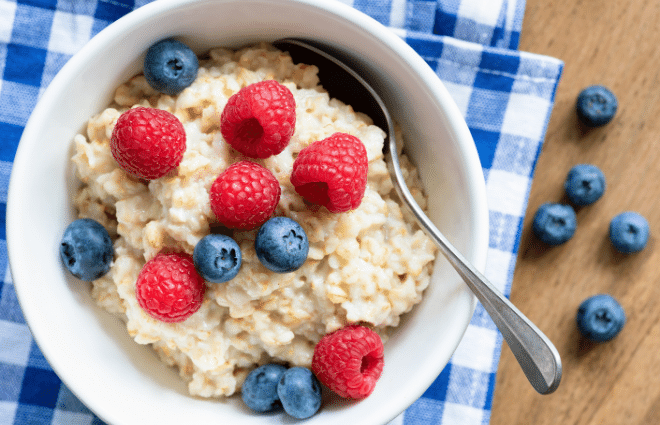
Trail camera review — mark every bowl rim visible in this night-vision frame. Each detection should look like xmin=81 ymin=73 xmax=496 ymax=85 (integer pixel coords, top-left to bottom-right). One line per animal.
xmin=7 ymin=0 xmax=489 ymax=423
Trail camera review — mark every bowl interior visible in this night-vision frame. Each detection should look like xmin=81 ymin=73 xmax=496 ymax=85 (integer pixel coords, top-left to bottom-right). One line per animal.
xmin=7 ymin=0 xmax=488 ymax=424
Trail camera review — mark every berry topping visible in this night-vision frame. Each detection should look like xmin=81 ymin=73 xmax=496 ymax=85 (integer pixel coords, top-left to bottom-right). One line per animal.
xmin=311 ymin=324 xmax=384 ymax=399
xmin=532 ymin=203 xmax=577 ymax=245
xmin=576 ymin=85 xmax=618 ymax=127
xmin=277 ymin=367 xmax=322 ymax=419
xmin=241 ymin=363 xmax=287 ymax=413
xmin=209 ymin=161 xmax=281 ymax=230
xmin=110 ymin=107 xmax=186 ymax=180
xmin=290 ymin=132 xmax=368 ymax=213
xmin=564 ymin=164 xmax=606 ymax=206
xmin=135 ymin=252 xmax=205 ymax=323
xmin=609 ymin=211 xmax=649 ymax=253
xmin=144 ymin=38 xmax=199 ymax=95
xmin=220 ymin=80 xmax=296 ymax=158
xmin=193 ymin=234 xmax=242 ymax=283
xmin=60 ymin=218 xmax=113 ymax=281
xmin=577 ymin=294 xmax=626 ymax=342
xmin=255 ymin=217 xmax=309 ymax=273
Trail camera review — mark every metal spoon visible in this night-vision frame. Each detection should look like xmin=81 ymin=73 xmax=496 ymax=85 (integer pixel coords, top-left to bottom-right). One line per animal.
xmin=273 ymin=38 xmax=562 ymax=395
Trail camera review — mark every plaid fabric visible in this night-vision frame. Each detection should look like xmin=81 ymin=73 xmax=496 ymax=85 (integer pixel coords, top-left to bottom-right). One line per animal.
xmin=348 ymin=0 xmax=526 ymax=49
xmin=388 ymin=31 xmax=562 ymax=424
xmin=0 ymin=1 xmax=563 ymax=424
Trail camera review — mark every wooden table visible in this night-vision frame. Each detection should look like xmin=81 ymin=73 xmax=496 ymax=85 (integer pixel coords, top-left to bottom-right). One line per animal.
xmin=490 ymin=1 xmax=660 ymax=424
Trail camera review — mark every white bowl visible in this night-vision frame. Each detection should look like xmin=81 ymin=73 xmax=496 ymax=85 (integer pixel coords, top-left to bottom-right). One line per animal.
xmin=7 ymin=0 xmax=489 ymax=424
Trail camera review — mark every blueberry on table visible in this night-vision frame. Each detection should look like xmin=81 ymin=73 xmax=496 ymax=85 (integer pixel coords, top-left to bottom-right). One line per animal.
xmin=242 ymin=364 xmax=287 ymax=413
xmin=277 ymin=367 xmax=322 ymax=419
xmin=532 ymin=203 xmax=577 ymax=245
xmin=609 ymin=211 xmax=649 ymax=253
xmin=144 ymin=38 xmax=198 ymax=95
xmin=255 ymin=217 xmax=309 ymax=273
xmin=576 ymin=294 xmax=625 ymax=342
xmin=564 ymin=164 xmax=606 ymax=206
xmin=193 ymin=234 xmax=242 ymax=283
xmin=60 ymin=218 xmax=113 ymax=281
xmin=576 ymin=85 xmax=618 ymax=127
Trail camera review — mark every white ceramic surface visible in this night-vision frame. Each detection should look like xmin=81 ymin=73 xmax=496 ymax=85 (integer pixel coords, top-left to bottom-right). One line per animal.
xmin=6 ymin=0 xmax=489 ymax=424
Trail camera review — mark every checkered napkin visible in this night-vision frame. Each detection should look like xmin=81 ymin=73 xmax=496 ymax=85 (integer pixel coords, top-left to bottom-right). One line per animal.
xmin=0 ymin=1 xmax=563 ymax=424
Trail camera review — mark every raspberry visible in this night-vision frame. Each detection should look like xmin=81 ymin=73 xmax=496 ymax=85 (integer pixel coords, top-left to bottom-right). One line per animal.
xmin=135 ymin=252 xmax=205 ymax=323
xmin=209 ymin=161 xmax=281 ymax=230
xmin=110 ymin=107 xmax=186 ymax=180
xmin=290 ymin=133 xmax=368 ymax=213
xmin=220 ymin=80 xmax=296 ymax=158
xmin=311 ymin=324 xmax=384 ymax=399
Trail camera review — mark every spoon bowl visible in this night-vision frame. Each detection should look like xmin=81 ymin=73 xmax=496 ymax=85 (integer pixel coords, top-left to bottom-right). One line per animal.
xmin=274 ymin=38 xmax=562 ymax=395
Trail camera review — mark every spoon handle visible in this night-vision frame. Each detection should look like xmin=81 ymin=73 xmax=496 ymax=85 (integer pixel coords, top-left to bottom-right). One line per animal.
xmin=273 ymin=37 xmax=561 ymax=395
xmin=439 ymin=233 xmax=562 ymax=395
xmin=387 ymin=147 xmax=562 ymax=395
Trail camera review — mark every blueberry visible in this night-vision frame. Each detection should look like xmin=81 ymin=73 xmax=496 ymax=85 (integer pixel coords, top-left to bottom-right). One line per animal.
xmin=277 ymin=367 xmax=322 ymax=419
xmin=144 ymin=38 xmax=198 ymax=95
xmin=193 ymin=234 xmax=241 ymax=283
xmin=532 ymin=203 xmax=577 ymax=245
xmin=577 ymin=294 xmax=625 ymax=342
xmin=241 ymin=364 xmax=287 ymax=413
xmin=576 ymin=85 xmax=618 ymax=127
xmin=60 ymin=218 xmax=113 ymax=281
xmin=609 ymin=211 xmax=649 ymax=253
xmin=564 ymin=164 xmax=606 ymax=206
xmin=255 ymin=217 xmax=309 ymax=273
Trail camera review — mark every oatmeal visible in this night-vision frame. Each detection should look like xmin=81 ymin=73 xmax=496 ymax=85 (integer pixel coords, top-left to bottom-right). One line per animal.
xmin=71 ymin=43 xmax=437 ymax=397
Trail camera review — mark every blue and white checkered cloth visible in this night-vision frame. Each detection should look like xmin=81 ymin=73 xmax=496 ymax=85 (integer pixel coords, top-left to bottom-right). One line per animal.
xmin=0 ymin=1 xmax=563 ymax=424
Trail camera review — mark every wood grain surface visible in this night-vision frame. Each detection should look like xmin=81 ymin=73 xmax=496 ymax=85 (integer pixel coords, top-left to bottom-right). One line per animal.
xmin=490 ymin=1 xmax=660 ymax=424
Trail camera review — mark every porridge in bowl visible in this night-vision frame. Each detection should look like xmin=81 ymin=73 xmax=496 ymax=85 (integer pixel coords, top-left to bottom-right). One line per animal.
xmin=68 ymin=41 xmax=437 ymax=404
